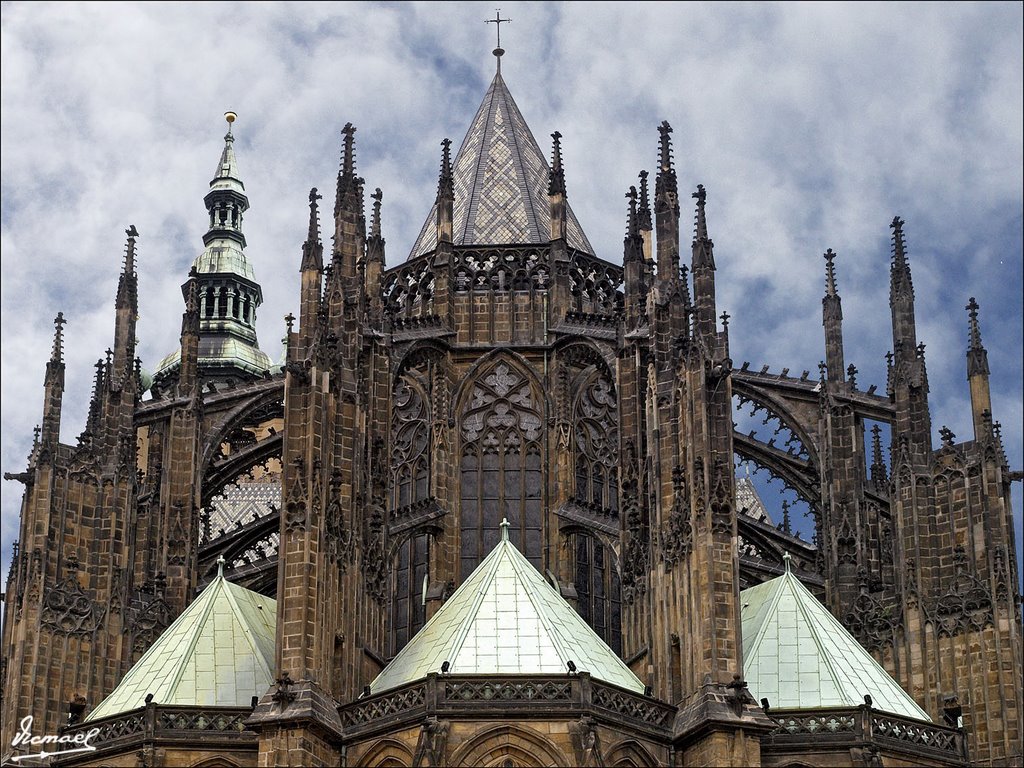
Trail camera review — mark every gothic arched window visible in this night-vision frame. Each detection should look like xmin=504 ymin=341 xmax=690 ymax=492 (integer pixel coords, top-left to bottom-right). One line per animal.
xmin=573 ymin=368 xmax=618 ymax=510
xmin=460 ymin=361 xmax=544 ymax=577
xmin=574 ymin=532 xmax=622 ymax=654
xmin=567 ymin=360 xmax=622 ymax=650
xmin=389 ymin=364 xmax=432 ymax=654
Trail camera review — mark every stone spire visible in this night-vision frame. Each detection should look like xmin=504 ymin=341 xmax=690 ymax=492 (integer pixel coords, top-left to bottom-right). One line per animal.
xmin=624 ymin=185 xmax=645 ymax=326
xmin=333 ymin=122 xmax=364 ymax=283
xmin=889 ymin=216 xmax=917 ymax=355
xmin=965 ymin=297 xmax=993 ymax=440
xmin=966 ymin=297 xmax=989 ymax=378
xmin=548 ymin=131 xmax=567 ymax=243
xmin=365 ymin=188 xmax=386 ymax=323
xmin=436 ymin=138 xmax=454 ymax=246
xmin=655 ymin=121 xmax=681 ymax=281
xmin=691 ymin=185 xmax=718 ymax=341
xmin=41 ymin=312 xmax=67 ymax=447
xmin=299 ymin=188 xmax=324 ymax=355
xmin=822 ymin=249 xmax=845 ymax=383
xmin=870 ymin=424 xmax=888 ymax=491
xmin=112 ymin=226 xmax=140 ymax=390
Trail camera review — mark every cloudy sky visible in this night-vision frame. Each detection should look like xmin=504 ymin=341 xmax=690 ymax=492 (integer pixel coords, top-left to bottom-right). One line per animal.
xmin=2 ymin=2 xmax=1021 ymax=585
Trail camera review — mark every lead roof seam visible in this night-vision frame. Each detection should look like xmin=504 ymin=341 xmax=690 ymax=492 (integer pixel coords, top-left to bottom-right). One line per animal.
xmin=787 ymin=572 xmax=928 ymax=716
xmin=163 ymin=576 xmax=225 ymax=702
xmin=504 ymin=541 xmax=576 ymax=669
xmin=373 ymin=539 xmax=501 ymax=683
xmin=442 ymin=543 xmax=505 ymax=672
xmin=741 ymin=577 xmax=785 ymax=677
xmin=221 ymin=581 xmax=275 ymax=680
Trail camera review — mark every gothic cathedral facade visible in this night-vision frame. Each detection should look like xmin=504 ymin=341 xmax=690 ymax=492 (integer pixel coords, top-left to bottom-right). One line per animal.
xmin=2 ymin=51 xmax=1021 ymax=768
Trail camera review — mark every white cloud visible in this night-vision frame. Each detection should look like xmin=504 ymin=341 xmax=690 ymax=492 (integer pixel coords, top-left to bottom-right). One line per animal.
xmin=2 ymin=1 xmax=1021 ymax=581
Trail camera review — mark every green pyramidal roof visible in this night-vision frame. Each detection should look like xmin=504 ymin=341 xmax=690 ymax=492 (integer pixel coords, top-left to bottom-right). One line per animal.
xmin=741 ymin=562 xmax=929 ymax=720
xmin=371 ymin=522 xmax=643 ymax=694
xmin=87 ymin=571 xmax=276 ymax=720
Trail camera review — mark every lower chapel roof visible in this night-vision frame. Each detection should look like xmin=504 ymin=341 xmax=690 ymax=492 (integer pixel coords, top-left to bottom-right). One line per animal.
xmin=89 ymin=528 xmax=931 ymax=725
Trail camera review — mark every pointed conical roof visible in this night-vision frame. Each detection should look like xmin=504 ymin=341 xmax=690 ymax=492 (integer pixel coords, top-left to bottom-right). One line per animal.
xmin=86 ymin=569 xmax=276 ymax=720
xmin=371 ymin=522 xmax=643 ymax=694
xmin=741 ymin=561 xmax=929 ymax=720
xmin=407 ymin=72 xmax=595 ymax=259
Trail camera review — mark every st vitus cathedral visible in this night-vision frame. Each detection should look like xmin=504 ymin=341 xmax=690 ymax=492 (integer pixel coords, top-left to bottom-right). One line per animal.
xmin=2 ymin=37 xmax=1021 ymax=768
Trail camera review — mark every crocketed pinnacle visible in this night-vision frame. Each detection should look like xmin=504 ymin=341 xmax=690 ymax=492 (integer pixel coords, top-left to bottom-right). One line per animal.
xmin=623 ymin=185 xmax=642 ymax=263
xmin=824 ymin=249 xmax=839 ymax=298
xmin=50 ymin=312 xmax=67 ymax=364
xmin=335 ymin=123 xmax=360 ymax=218
xmin=301 ymin=188 xmax=324 ymax=273
xmin=367 ymin=188 xmax=386 ymax=265
xmin=691 ymin=185 xmax=714 ymax=271
xmin=438 ymin=138 xmax=453 ymax=199
xmin=890 ymin=216 xmax=914 ymax=300
xmin=116 ymin=225 xmax=139 ymax=313
xmin=966 ymin=297 xmax=990 ymax=377
xmin=548 ymin=131 xmax=565 ymax=196
xmin=638 ymin=170 xmax=652 ymax=232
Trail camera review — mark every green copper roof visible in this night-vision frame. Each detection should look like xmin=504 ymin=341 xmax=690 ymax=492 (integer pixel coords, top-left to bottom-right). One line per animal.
xmin=371 ymin=521 xmax=643 ymax=694
xmin=87 ymin=570 xmax=276 ymax=720
xmin=408 ymin=71 xmax=595 ymax=259
xmin=740 ymin=560 xmax=929 ymax=720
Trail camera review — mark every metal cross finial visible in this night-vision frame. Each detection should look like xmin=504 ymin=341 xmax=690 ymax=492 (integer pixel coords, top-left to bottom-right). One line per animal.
xmin=486 ymin=9 xmax=510 ymax=50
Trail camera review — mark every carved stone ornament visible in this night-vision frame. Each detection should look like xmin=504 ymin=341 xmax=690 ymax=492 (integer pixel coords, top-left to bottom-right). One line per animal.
xmin=934 ymin=546 xmax=993 ymax=638
xmin=412 ymin=715 xmax=450 ymax=767
xmin=843 ymin=569 xmax=901 ymax=652
xmin=363 ymin=437 xmax=389 ymax=604
xmin=568 ymin=715 xmax=605 ymax=767
xmin=661 ymin=464 xmax=691 ymax=568
xmin=130 ymin=594 xmax=173 ymax=654
xmin=284 ymin=457 xmax=308 ymax=533
xmin=709 ymin=460 xmax=733 ymax=535
xmin=167 ymin=501 xmax=189 ymax=566
xmin=40 ymin=574 xmax=105 ymax=635
xmin=324 ymin=470 xmax=354 ymax=569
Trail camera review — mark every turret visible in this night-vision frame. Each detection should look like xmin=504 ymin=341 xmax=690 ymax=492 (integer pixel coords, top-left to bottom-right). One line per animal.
xmin=152 ymin=113 xmax=271 ymax=391
xmin=965 ymin=297 xmax=992 ymax=440
xmin=822 ymin=249 xmax=845 ymax=383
